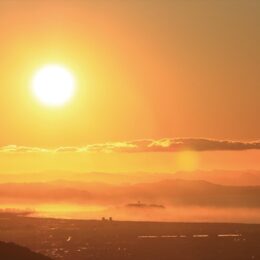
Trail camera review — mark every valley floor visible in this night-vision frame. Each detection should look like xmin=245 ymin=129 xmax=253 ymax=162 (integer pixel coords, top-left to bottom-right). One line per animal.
xmin=0 ymin=215 xmax=260 ymax=260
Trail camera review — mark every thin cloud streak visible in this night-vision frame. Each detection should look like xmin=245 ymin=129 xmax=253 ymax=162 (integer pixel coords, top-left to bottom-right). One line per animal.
xmin=0 ymin=138 xmax=260 ymax=154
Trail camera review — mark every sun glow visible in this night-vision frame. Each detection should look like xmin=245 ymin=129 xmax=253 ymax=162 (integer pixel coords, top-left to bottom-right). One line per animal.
xmin=32 ymin=65 xmax=75 ymax=107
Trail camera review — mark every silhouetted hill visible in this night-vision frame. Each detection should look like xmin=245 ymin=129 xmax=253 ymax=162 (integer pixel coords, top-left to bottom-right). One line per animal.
xmin=0 ymin=241 xmax=52 ymax=260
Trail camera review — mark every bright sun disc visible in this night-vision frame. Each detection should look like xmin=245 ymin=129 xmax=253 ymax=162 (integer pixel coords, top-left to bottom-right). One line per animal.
xmin=32 ymin=65 xmax=75 ymax=106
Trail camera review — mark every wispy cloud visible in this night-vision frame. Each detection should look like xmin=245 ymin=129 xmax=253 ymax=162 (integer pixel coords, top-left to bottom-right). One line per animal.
xmin=0 ymin=145 xmax=49 ymax=153
xmin=0 ymin=138 xmax=260 ymax=154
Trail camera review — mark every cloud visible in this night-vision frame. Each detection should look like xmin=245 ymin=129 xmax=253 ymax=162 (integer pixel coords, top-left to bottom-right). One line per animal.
xmin=0 ymin=138 xmax=259 ymax=154
xmin=54 ymin=147 xmax=81 ymax=153
xmin=145 ymin=138 xmax=260 ymax=152
xmin=0 ymin=145 xmax=49 ymax=153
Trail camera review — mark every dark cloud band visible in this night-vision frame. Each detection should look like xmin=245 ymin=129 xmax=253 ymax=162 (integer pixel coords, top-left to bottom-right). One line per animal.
xmin=1 ymin=138 xmax=259 ymax=154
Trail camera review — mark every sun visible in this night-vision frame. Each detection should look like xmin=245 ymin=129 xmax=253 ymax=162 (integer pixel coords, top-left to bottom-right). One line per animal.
xmin=32 ymin=65 xmax=75 ymax=107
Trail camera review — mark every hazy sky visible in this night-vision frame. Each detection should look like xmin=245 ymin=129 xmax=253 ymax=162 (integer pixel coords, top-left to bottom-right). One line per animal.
xmin=0 ymin=0 xmax=259 ymax=146
xmin=1 ymin=1 xmax=260 ymax=223
xmin=0 ymin=0 xmax=259 ymax=173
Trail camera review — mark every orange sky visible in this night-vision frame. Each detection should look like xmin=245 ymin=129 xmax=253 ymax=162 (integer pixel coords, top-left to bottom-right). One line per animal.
xmin=0 ymin=0 xmax=259 ymax=175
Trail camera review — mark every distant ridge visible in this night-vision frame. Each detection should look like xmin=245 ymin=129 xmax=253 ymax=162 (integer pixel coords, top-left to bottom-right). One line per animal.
xmin=0 ymin=241 xmax=52 ymax=260
xmin=1 ymin=170 xmax=260 ymax=186
xmin=1 ymin=178 xmax=260 ymax=208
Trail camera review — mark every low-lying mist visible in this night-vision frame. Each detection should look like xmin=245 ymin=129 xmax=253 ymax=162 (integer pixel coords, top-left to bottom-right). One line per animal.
xmin=1 ymin=177 xmax=260 ymax=223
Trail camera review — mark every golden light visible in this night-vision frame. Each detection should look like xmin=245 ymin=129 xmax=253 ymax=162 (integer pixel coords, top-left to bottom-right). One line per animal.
xmin=32 ymin=65 xmax=75 ymax=107
xmin=176 ymin=151 xmax=199 ymax=171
